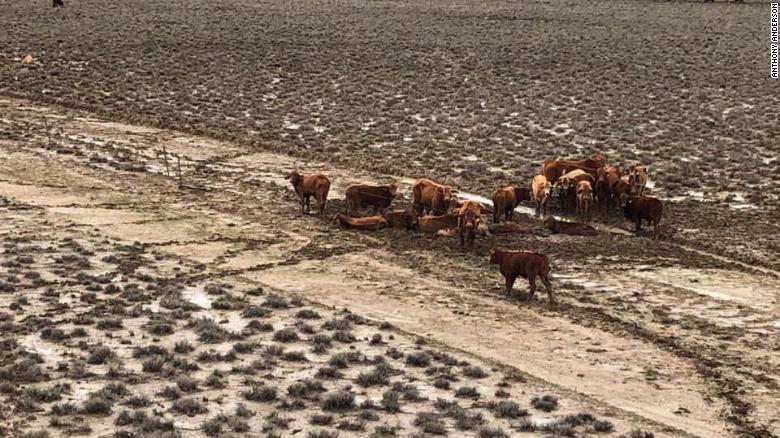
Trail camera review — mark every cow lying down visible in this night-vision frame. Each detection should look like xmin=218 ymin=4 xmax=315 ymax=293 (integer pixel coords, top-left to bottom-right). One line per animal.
xmin=332 ymin=213 xmax=387 ymax=231
xmin=544 ymin=217 xmax=598 ymax=236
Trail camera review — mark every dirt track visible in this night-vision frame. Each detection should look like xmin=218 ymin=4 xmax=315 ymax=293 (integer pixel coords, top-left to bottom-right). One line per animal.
xmin=1 ymin=99 xmax=777 ymax=437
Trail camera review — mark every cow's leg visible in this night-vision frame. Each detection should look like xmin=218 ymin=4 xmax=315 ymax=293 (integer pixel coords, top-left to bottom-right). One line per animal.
xmin=527 ymin=276 xmax=537 ymax=301
xmin=318 ymin=196 xmax=327 ymax=217
xmin=299 ymin=195 xmax=306 ymax=215
xmin=635 ymin=218 xmax=642 ymax=234
xmin=505 ymin=275 xmax=516 ymax=298
xmin=542 ymin=271 xmax=554 ymax=303
xmin=507 ymin=209 xmax=513 ymax=222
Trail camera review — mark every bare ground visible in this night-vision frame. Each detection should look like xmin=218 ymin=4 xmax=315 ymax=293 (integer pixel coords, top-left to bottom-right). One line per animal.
xmin=0 ymin=99 xmax=777 ymax=437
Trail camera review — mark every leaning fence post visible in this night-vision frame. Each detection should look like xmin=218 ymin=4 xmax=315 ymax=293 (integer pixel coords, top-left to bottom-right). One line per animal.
xmin=176 ymin=155 xmax=182 ymax=187
xmin=161 ymin=144 xmax=170 ymax=177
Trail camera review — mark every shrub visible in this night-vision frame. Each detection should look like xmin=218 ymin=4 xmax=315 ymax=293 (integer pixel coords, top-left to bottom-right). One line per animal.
xmin=81 ymin=396 xmax=112 ymax=416
xmin=242 ymin=385 xmax=277 ymax=402
xmin=273 ymin=328 xmax=299 ymax=343
xmin=171 ymin=398 xmax=207 ymax=416
xmin=413 ymin=412 xmax=446 ymax=435
xmin=531 ymin=394 xmax=558 ymax=412
xmin=405 ymin=352 xmax=431 ymax=367
xmin=454 ymin=386 xmax=480 ymax=399
xmin=321 ymin=390 xmax=355 ymax=411
xmin=461 ymin=366 xmax=488 ymax=379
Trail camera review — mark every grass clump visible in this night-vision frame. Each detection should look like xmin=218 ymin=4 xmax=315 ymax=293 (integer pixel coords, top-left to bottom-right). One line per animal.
xmin=321 ymin=390 xmax=355 ymax=411
xmin=531 ymin=394 xmax=558 ymax=412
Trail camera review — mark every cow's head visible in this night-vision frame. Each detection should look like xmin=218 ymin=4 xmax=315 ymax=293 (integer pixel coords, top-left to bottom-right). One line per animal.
xmin=619 ymin=193 xmax=630 ymax=208
xmin=387 ymin=181 xmax=399 ymax=195
xmin=332 ymin=212 xmax=344 ymax=225
xmin=436 ymin=186 xmax=454 ymax=207
xmin=488 ymin=247 xmax=502 ymax=264
xmin=577 ymin=181 xmax=592 ymax=197
xmin=543 ymin=216 xmax=555 ymax=229
xmin=285 ymin=171 xmax=302 ymax=186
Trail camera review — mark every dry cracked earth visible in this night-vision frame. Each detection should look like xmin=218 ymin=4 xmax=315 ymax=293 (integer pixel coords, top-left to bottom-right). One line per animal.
xmin=0 ymin=0 xmax=778 ymax=437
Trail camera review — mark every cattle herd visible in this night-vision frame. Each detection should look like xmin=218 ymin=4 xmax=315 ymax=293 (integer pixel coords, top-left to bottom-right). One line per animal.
xmin=286 ymin=154 xmax=663 ymax=303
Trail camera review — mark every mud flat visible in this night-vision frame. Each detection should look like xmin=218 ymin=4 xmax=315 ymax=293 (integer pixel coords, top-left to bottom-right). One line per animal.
xmin=1 ymin=99 xmax=778 ymax=437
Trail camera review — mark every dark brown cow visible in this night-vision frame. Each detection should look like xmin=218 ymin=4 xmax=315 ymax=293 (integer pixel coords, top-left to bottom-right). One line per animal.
xmin=457 ymin=200 xmax=483 ymax=247
xmin=53 ymin=0 xmax=64 ymax=7
xmin=491 ymin=186 xmax=531 ymax=223
xmin=412 ymin=178 xmax=456 ymax=217
xmin=332 ymin=213 xmax=387 ymax=231
xmin=286 ymin=171 xmax=330 ymax=216
xmin=382 ymin=209 xmax=417 ymax=229
xmin=595 ymin=165 xmax=621 ymax=212
xmin=488 ymin=247 xmax=554 ymax=302
xmin=417 ymin=211 xmax=460 ymax=233
xmin=345 ymin=182 xmax=398 ymax=216
xmin=621 ymin=195 xmax=663 ymax=239
xmin=611 ymin=178 xmax=631 ymax=211
xmin=543 ymin=217 xmax=598 ymax=236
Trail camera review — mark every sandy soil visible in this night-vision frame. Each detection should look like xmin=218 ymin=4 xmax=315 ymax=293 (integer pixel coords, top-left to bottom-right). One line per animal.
xmin=0 ymin=99 xmax=777 ymax=437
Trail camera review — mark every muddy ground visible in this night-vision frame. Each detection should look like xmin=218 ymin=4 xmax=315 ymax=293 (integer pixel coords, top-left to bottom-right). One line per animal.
xmin=0 ymin=99 xmax=777 ymax=438
xmin=0 ymin=0 xmax=778 ymax=436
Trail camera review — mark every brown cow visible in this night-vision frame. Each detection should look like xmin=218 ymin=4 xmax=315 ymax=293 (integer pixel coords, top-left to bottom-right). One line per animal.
xmin=412 ymin=178 xmax=456 ymax=217
xmin=286 ymin=171 xmax=330 ymax=216
xmin=540 ymin=155 xmax=604 ymax=183
xmin=620 ymin=195 xmax=663 ymax=239
xmin=595 ymin=165 xmax=621 ymax=213
xmin=531 ymin=175 xmax=552 ymax=217
xmin=543 ymin=217 xmax=598 ymax=236
xmin=332 ymin=213 xmax=387 ymax=231
xmin=556 ymin=170 xmax=595 ymax=213
xmin=345 ymin=182 xmax=398 ymax=216
xmin=576 ymin=180 xmax=593 ymax=221
xmin=417 ymin=211 xmax=460 ymax=233
xmin=488 ymin=247 xmax=554 ymax=302
xmin=382 ymin=209 xmax=417 ymax=229
xmin=628 ymin=165 xmax=649 ymax=196
xmin=488 ymin=222 xmax=531 ymax=234
xmin=457 ymin=200 xmax=483 ymax=247
xmin=611 ymin=177 xmax=630 ymax=211
xmin=491 ymin=186 xmax=531 ymax=223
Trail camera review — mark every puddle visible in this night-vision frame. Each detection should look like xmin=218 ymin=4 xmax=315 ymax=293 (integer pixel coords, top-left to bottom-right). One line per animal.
xmin=182 ymin=286 xmax=212 ymax=309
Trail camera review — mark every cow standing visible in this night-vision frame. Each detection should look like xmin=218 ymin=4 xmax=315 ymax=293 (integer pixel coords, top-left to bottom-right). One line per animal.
xmin=576 ymin=180 xmax=593 ymax=221
xmin=621 ymin=194 xmax=663 ymax=239
xmin=286 ymin=171 xmax=330 ymax=217
xmin=531 ymin=175 xmax=552 ymax=217
xmin=628 ymin=165 xmax=649 ymax=196
xmin=345 ymin=182 xmax=397 ymax=216
xmin=491 ymin=185 xmax=530 ymax=223
xmin=457 ymin=200 xmax=483 ymax=247
xmin=489 ymin=247 xmax=554 ymax=303
xmin=412 ymin=178 xmax=455 ymax=217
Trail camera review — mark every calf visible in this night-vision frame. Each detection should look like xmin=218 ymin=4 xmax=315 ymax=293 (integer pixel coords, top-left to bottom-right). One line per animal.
xmin=382 ymin=209 xmax=417 ymax=229
xmin=345 ymin=182 xmax=398 ymax=216
xmin=457 ymin=200 xmax=483 ymax=247
xmin=488 ymin=247 xmax=554 ymax=302
xmin=491 ymin=185 xmax=531 ymax=223
xmin=621 ymin=195 xmax=663 ymax=239
xmin=286 ymin=171 xmax=330 ymax=216
xmin=543 ymin=217 xmax=598 ymax=236
xmin=332 ymin=213 xmax=387 ymax=231
xmin=576 ymin=180 xmax=593 ymax=221
xmin=412 ymin=178 xmax=455 ymax=217
xmin=531 ymin=175 xmax=552 ymax=217
xmin=628 ymin=165 xmax=649 ymax=196
xmin=556 ymin=170 xmax=594 ymax=213
xmin=417 ymin=211 xmax=459 ymax=233
xmin=611 ymin=177 xmax=630 ymax=212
